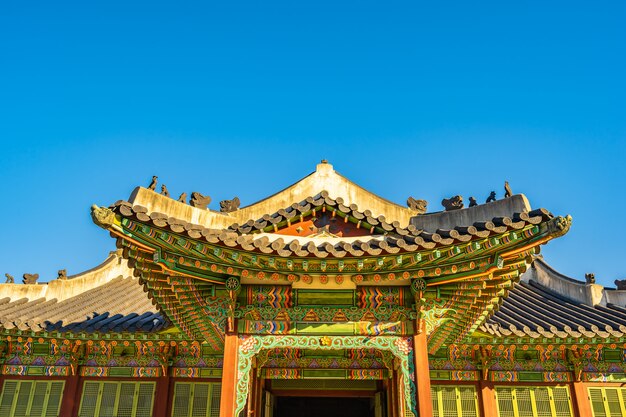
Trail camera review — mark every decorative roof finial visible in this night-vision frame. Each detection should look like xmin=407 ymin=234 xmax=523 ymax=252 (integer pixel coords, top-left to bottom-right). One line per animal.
xmin=321 ymin=159 xmax=328 ymax=164
xmin=91 ymin=205 xmax=116 ymax=228
xmin=57 ymin=269 xmax=67 ymax=280
xmin=177 ymin=192 xmax=187 ymax=203
xmin=161 ymin=184 xmax=170 ymax=197
xmin=4 ymin=273 xmax=14 ymax=283
xmin=148 ymin=176 xmax=158 ymax=191
xmin=585 ymin=273 xmax=596 ymax=284
xmin=469 ymin=197 xmax=477 ymax=207
xmin=486 ymin=191 xmax=496 ymax=203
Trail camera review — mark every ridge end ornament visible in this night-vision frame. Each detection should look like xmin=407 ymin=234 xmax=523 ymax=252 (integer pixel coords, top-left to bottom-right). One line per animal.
xmin=91 ymin=205 xmax=116 ymax=228
xmin=547 ymin=215 xmax=573 ymax=237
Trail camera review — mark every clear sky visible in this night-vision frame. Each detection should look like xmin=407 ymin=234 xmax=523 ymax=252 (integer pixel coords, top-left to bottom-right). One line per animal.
xmin=1 ymin=2 xmax=624 ymax=286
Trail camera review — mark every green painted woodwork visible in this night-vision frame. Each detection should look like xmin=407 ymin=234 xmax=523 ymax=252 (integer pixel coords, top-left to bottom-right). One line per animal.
xmin=0 ymin=380 xmax=64 ymax=417
xmin=294 ymin=289 xmax=355 ymax=306
xmin=78 ymin=381 xmax=155 ymax=417
xmin=603 ymin=349 xmax=622 ymax=363
xmin=588 ymin=387 xmax=626 ymax=417
xmin=431 ymin=385 xmax=479 ymax=417
xmin=171 ymin=382 xmax=221 ymax=417
xmin=518 ymin=372 xmax=545 ymax=382
xmin=495 ymin=386 xmax=573 ymax=417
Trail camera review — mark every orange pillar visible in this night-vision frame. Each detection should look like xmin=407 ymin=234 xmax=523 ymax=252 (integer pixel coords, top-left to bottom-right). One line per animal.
xmin=413 ymin=321 xmax=433 ymax=417
xmin=220 ymin=333 xmax=240 ymax=417
xmin=572 ymin=381 xmax=592 ymax=417
xmin=479 ymin=381 xmax=498 ymax=417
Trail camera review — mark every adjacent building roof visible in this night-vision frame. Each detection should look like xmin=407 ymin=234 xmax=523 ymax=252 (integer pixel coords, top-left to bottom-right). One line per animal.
xmin=481 ymin=258 xmax=626 ymax=339
xmin=0 ymin=252 xmax=167 ymax=334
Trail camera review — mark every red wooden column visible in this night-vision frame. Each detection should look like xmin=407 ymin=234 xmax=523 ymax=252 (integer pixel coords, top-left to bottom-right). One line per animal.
xmin=413 ymin=320 xmax=433 ymax=417
xmin=59 ymin=374 xmax=81 ymax=417
xmin=152 ymin=375 xmax=171 ymax=417
xmin=220 ymin=333 xmax=240 ymax=417
xmin=479 ymin=381 xmax=498 ymax=417
xmin=571 ymin=381 xmax=592 ymax=417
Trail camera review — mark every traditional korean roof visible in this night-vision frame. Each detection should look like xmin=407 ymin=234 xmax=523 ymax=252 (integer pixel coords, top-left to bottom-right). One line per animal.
xmin=89 ymin=162 xmax=574 ymax=352
xmin=0 ymin=252 xmax=167 ymax=334
xmin=479 ymin=258 xmax=626 ymax=339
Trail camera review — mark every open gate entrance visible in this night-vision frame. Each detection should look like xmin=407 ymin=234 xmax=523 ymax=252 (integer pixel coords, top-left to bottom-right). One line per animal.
xmin=274 ymin=397 xmax=373 ymax=417
xmin=262 ymin=380 xmax=385 ymax=417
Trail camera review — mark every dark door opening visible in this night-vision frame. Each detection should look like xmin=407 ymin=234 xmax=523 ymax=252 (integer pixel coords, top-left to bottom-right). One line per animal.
xmin=274 ymin=396 xmax=374 ymax=417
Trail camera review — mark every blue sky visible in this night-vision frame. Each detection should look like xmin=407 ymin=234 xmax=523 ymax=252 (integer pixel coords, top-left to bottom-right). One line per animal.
xmin=0 ymin=2 xmax=624 ymax=286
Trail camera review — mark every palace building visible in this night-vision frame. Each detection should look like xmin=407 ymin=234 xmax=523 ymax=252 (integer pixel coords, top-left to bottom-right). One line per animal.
xmin=1 ymin=161 xmax=625 ymax=417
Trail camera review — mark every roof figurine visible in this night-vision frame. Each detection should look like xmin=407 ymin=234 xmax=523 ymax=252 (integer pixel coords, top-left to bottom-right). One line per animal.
xmin=177 ymin=192 xmax=187 ymax=203
xmin=220 ymin=197 xmax=241 ymax=213
xmin=57 ymin=269 xmax=67 ymax=280
xmin=4 ymin=273 xmax=14 ymax=283
xmin=23 ymin=273 xmax=39 ymax=284
xmin=190 ymin=191 xmax=212 ymax=209
xmin=148 ymin=175 xmax=158 ymax=191
xmin=504 ymin=181 xmax=513 ymax=198
xmin=615 ymin=279 xmax=626 ymax=290
xmin=161 ymin=184 xmax=170 ymax=197
xmin=406 ymin=197 xmax=427 ymax=214
xmin=468 ymin=196 xmax=477 ymax=207
xmin=585 ymin=273 xmax=596 ymax=284
xmin=441 ymin=195 xmax=463 ymax=211
xmin=486 ymin=191 xmax=496 ymax=203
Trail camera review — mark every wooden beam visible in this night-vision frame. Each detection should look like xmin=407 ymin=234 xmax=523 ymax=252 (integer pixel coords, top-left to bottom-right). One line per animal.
xmin=413 ymin=320 xmax=433 ymax=417
xmin=220 ymin=333 xmax=240 ymax=417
